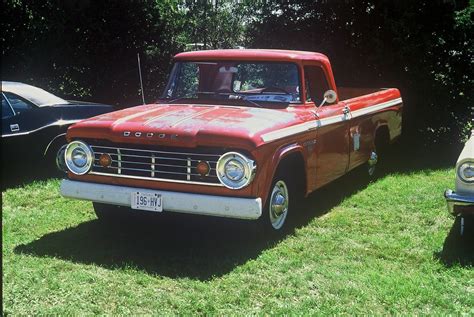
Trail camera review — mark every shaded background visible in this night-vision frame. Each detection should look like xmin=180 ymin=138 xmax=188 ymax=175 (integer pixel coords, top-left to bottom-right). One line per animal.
xmin=2 ymin=0 xmax=473 ymax=148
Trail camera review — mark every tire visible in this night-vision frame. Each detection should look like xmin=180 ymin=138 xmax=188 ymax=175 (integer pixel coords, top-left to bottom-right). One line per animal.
xmin=258 ymin=170 xmax=296 ymax=237
xmin=366 ymin=150 xmax=378 ymax=178
xmin=44 ymin=142 xmax=68 ymax=177
xmin=364 ymin=130 xmax=390 ymax=180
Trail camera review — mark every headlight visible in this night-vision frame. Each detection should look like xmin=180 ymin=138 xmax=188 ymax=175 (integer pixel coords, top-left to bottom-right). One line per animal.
xmin=217 ymin=152 xmax=256 ymax=189
xmin=64 ymin=140 xmax=93 ymax=175
xmin=458 ymin=161 xmax=474 ymax=183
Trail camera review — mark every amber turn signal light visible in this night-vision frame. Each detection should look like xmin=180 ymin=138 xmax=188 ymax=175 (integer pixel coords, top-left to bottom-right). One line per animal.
xmin=99 ymin=153 xmax=112 ymax=167
xmin=196 ymin=161 xmax=210 ymax=176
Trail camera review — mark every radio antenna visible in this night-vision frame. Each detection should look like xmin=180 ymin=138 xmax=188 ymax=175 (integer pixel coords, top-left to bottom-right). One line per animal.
xmin=137 ymin=53 xmax=146 ymax=105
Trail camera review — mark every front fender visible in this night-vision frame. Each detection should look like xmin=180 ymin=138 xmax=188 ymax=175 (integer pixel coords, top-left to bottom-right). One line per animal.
xmin=254 ymin=142 xmax=307 ymax=204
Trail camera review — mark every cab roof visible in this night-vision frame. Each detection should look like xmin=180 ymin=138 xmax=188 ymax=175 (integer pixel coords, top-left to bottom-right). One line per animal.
xmin=174 ymin=49 xmax=329 ymax=63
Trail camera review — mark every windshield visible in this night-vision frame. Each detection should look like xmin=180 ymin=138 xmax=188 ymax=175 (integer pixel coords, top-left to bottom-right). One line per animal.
xmin=161 ymin=61 xmax=302 ymax=105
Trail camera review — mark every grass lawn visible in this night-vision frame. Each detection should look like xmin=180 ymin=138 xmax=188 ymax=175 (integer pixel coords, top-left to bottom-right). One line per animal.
xmin=2 ymin=162 xmax=473 ymax=314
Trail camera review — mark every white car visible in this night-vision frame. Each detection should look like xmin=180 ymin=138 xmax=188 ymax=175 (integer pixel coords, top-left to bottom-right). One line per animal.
xmin=444 ymin=130 xmax=474 ymax=234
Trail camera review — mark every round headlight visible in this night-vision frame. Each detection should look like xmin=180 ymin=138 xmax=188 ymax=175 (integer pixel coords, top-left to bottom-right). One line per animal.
xmin=217 ymin=152 xmax=256 ymax=189
xmin=65 ymin=141 xmax=93 ymax=175
xmin=225 ymin=159 xmax=245 ymax=181
xmin=458 ymin=162 xmax=474 ymax=183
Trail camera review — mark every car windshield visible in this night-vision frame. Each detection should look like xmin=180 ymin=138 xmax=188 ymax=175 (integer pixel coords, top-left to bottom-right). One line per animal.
xmin=161 ymin=61 xmax=302 ymax=106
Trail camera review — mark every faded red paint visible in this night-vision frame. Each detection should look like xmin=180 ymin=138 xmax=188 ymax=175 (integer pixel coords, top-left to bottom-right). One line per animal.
xmin=66 ymin=49 xmax=402 ymax=206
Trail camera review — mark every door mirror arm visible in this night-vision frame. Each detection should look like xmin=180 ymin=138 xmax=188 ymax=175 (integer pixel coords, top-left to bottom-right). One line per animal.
xmin=316 ymin=90 xmax=338 ymax=110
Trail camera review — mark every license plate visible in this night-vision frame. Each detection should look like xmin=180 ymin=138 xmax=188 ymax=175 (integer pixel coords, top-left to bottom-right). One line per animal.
xmin=131 ymin=191 xmax=162 ymax=212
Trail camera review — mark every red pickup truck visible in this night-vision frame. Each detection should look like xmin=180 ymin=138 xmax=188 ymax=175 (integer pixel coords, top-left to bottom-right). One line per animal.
xmin=59 ymin=49 xmax=402 ymax=233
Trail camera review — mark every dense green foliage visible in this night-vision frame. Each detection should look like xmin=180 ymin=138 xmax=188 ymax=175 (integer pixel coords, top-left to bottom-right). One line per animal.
xmin=3 ymin=166 xmax=473 ymax=314
xmin=1 ymin=0 xmax=473 ymax=144
xmin=246 ymin=0 xmax=473 ymax=144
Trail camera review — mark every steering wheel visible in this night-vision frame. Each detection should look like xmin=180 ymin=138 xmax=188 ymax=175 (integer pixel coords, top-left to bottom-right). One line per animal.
xmin=260 ymin=86 xmax=289 ymax=94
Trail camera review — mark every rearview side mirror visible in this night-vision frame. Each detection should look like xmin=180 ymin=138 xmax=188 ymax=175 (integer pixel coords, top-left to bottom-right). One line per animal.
xmin=318 ymin=90 xmax=337 ymax=108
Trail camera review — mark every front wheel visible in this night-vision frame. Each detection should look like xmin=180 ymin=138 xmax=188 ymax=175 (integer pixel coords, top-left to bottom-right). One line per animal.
xmin=268 ymin=180 xmax=290 ymax=230
xmin=258 ymin=172 xmax=295 ymax=236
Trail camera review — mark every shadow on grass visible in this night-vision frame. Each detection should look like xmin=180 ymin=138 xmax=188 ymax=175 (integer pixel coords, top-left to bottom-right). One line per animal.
xmin=12 ymin=141 xmax=465 ymax=279
xmin=1 ymin=163 xmax=63 ymax=191
xmin=14 ymin=166 xmax=378 ymax=281
xmin=435 ymin=216 xmax=474 ymax=267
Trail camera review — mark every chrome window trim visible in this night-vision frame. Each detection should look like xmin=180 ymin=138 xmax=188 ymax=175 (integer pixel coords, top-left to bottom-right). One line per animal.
xmin=3 ymin=91 xmax=39 ymax=110
xmin=2 ymin=92 xmax=16 ymax=117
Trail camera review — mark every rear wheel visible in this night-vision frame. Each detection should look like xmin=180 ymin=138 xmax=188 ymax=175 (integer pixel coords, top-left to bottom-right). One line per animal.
xmin=366 ymin=129 xmax=390 ymax=179
xmin=367 ymin=150 xmax=378 ymax=177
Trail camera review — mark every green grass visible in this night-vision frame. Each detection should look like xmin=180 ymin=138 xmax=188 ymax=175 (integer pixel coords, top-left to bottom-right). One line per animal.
xmin=2 ymin=168 xmax=473 ymax=314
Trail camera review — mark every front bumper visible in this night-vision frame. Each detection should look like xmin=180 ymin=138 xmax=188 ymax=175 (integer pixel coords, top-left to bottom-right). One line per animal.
xmin=444 ymin=189 xmax=474 ymax=215
xmin=60 ymin=179 xmax=262 ymax=220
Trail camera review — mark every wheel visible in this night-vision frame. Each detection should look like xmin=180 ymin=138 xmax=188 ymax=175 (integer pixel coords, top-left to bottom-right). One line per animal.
xmin=43 ymin=141 xmax=68 ymax=177
xmin=367 ymin=150 xmax=378 ymax=177
xmin=258 ymin=170 xmax=295 ymax=236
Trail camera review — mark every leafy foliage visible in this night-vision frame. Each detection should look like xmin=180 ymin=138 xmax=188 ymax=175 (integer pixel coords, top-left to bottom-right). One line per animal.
xmin=1 ymin=0 xmax=472 ymax=144
xmin=245 ymin=0 xmax=473 ymax=144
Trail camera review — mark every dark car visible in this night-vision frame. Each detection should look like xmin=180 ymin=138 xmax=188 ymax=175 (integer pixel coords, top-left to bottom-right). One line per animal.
xmin=1 ymin=81 xmax=114 ymax=173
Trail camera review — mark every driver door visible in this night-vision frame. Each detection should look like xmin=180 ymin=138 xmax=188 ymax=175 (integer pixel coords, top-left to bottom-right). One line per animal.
xmin=304 ymin=65 xmax=350 ymax=188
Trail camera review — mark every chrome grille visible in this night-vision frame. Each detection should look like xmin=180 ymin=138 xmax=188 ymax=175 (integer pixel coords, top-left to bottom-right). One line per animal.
xmin=90 ymin=145 xmax=223 ymax=186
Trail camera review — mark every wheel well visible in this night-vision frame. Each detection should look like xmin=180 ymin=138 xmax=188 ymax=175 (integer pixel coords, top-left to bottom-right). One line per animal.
xmin=43 ymin=133 xmax=67 ymax=157
xmin=275 ymin=152 xmax=306 ymax=195
xmin=375 ymin=125 xmax=390 ymax=155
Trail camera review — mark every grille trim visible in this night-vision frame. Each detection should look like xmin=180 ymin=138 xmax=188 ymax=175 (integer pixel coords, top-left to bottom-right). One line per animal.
xmin=89 ymin=145 xmax=224 ymax=187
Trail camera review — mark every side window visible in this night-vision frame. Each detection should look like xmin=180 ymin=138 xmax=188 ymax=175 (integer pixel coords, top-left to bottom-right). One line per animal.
xmin=304 ymin=66 xmax=330 ymax=104
xmin=2 ymin=95 xmax=15 ymax=119
xmin=3 ymin=92 xmax=36 ymax=113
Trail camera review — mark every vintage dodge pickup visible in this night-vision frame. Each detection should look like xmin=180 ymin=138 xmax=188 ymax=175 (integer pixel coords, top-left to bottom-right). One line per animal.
xmin=59 ymin=49 xmax=403 ymax=233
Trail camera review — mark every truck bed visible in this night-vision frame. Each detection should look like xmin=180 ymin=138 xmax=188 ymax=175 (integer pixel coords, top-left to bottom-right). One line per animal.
xmin=337 ymin=87 xmax=384 ymax=101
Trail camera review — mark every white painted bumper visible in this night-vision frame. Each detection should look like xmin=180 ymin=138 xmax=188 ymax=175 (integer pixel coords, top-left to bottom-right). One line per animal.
xmin=60 ymin=179 xmax=262 ymax=220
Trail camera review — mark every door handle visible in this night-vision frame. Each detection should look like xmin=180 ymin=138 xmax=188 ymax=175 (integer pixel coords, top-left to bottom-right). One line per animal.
xmin=342 ymin=106 xmax=350 ymax=115
xmin=10 ymin=124 xmax=19 ymax=132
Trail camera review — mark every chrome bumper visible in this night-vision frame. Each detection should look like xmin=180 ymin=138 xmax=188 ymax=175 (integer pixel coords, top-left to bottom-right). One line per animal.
xmin=444 ymin=189 xmax=474 ymax=215
xmin=60 ymin=179 xmax=262 ymax=220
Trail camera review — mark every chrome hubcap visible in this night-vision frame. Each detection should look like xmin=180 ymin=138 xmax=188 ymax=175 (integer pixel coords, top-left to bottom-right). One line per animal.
xmin=269 ymin=180 xmax=289 ymax=230
xmin=368 ymin=151 xmax=378 ymax=176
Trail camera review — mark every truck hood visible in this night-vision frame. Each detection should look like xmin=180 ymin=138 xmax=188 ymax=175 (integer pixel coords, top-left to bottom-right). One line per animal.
xmin=67 ymin=103 xmax=305 ymax=148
